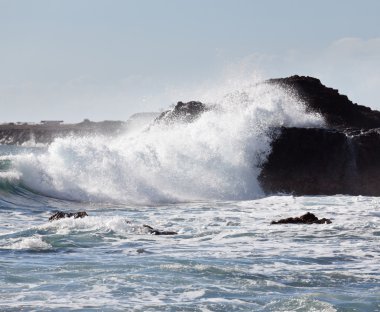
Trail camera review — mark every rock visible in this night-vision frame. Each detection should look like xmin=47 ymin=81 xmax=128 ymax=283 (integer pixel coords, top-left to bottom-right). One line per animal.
xmin=271 ymin=212 xmax=332 ymax=225
xmin=268 ymin=75 xmax=380 ymax=129
xmin=259 ymin=76 xmax=380 ymax=196
xmin=0 ymin=121 xmax=126 ymax=145
xmin=155 ymin=101 xmax=208 ymax=124
xmin=143 ymin=224 xmax=178 ymax=235
xmin=49 ymin=211 xmax=88 ymax=221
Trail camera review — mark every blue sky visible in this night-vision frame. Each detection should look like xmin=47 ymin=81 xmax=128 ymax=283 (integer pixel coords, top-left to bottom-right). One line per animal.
xmin=1 ymin=0 xmax=380 ymax=122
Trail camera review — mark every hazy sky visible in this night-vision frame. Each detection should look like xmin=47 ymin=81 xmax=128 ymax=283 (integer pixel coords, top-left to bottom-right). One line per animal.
xmin=1 ymin=0 xmax=380 ymax=122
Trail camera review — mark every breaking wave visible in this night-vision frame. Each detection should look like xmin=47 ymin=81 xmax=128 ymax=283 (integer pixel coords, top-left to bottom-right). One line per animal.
xmin=0 ymin=81 xmax=323 ymax=204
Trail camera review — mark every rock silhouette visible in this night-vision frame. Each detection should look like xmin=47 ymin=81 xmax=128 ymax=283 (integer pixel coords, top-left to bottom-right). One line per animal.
xmin=271 ymin=212 xmax=332 ymax=225
xmin=49 ymin=211 xmax=88 ymax=221
xmin=259 ymin=76 xmax=380 ymax=196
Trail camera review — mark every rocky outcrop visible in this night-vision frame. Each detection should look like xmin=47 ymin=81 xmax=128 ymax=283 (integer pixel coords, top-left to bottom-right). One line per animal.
xmin=155 ymin=101 xmax=208 ymax=124
xmin=154 ymin=77 xmax=380 ymax=196
xmin=156 ymin=77 xmax=380 ymax=196
xmin=268 ymin=75 xmax=380 ymax=129
xmin=271 ymin=212 xmax=332 ymax=225
xmin=259 ymin=76 xmax=380 ymax=196
xmin=258 ymin=127 xmax=380 ymax=195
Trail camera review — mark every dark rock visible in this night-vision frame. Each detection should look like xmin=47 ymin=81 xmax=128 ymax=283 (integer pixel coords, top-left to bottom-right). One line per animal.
xmin=260 ymin=127 xmax=380 ymax=196
xmin=271 ymin=212 xmax=332 ymax=225
xmin=49 ymin=211 xmax=88 ymax=221
xmin=268 ymin=75 xmax=380 ymax=129
xmin=155 ymin=101 xmax=208 ymax=124
xmin=259 ymin=76 xmax=380 ymax=196
xmin=143 ymin=224 xmax=178 ymax=235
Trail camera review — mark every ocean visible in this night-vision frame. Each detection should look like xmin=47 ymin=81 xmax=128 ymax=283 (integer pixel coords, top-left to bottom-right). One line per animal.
xmin=0 ymin=82 xmax=379 ymax=311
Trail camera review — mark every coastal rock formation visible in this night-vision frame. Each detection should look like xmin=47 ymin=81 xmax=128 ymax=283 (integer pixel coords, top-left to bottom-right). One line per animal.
xmin=155 ymin=76 xmax=380 ymax=196
xmin=259 ymin=127 xmax=380 ymax=195
xmin=259 ymin=76 xmax=380 ymax=196
xmin=268 ymin=75 xmax=380 ymax=129
xmin=271 ymin=212 xmax=332 ymax=225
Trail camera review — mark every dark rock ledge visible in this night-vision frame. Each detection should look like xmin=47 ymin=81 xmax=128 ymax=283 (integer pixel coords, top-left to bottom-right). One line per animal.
xmin=259 ymin=76 xmax=380 ymax=196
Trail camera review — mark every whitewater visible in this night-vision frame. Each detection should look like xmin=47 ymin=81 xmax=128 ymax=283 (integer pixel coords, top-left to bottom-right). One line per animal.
xmin=0 ymin=81 xmax=379 ymax=311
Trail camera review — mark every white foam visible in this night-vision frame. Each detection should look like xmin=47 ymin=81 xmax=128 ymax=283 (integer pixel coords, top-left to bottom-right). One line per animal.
xmin=37 ymin=216 xmax=166 ymax=236
xmin=9 ymin=235 xmax=52 ymax=250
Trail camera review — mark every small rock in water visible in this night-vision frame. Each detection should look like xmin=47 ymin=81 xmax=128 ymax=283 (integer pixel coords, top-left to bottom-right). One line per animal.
xmin=271 ymin=212 xmax=332 ymax=225
xmin=49 ymin=211 xmax=88 ymax=222
xmin=143 ymin=224 xmax=178 ymax=235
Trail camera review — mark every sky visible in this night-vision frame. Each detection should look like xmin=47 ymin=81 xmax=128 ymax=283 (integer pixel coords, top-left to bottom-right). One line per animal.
xmin=0 ymin=0 xmax=380 ymax=122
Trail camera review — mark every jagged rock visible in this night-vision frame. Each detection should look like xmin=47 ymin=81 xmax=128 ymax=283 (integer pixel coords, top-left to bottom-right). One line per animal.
xmin=259 ymin=76 xmax=380 ymax=196
xmin=268 ymin=75 xmax=380 ymax=129
xmin=271 ymin=212 xmax=332 ymax=225
xmin=49 ymin=211 xmax=88 ymax=221
xmin=143 ymin=224 xmax=178 ymax=235
xmin=155 ymin=101 xmax=208 ymax=124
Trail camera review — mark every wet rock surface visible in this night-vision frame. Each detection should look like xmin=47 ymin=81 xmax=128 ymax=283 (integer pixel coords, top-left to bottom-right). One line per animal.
xmin=143 ymin=224 xmax=178 ymax=235
xmin=259 ymin=76 xmax=380 ymax=196
xmin=155 ymin=101 xmax=208 ymax=124
xmin=271 ymin=212 xmax=332 ymax=225
xmin=268 ymin=75 xmax=380 ymax=129
xmin=49 ymin=211 xmax=88 ymax=221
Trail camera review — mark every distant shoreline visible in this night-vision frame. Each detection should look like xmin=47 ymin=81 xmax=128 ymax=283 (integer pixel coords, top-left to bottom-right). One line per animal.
xmin=0 ymin=120 xmax=127 ymax=145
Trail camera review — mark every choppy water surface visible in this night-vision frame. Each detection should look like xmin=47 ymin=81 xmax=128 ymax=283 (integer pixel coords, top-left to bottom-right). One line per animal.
xmin=1 ymin=194 xmax=379 ymax=311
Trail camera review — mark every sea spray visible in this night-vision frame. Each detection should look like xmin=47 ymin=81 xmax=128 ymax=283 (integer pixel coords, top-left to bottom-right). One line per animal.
xmin=10 ymin=81 xmax=323 ymax=204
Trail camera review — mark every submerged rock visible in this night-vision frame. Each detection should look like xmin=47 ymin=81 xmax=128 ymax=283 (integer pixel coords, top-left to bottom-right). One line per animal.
xmin=143 ymin=224 xmax=178 ymax=235
xmin=271 ymin=212 xmax=332 ymax=225
xmin=49 ymin=211 xmax=88 ymax=221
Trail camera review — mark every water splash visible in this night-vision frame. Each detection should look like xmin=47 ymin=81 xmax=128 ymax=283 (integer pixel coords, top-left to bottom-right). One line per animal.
xmin=8 ymin=81 xmax=323 ymax=204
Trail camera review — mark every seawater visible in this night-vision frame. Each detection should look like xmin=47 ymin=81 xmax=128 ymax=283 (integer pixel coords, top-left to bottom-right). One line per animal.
xmin=1 ymin=193 xmax=380 ymax=311
xmin=0 ymin=81 xmax=379 ymax=311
